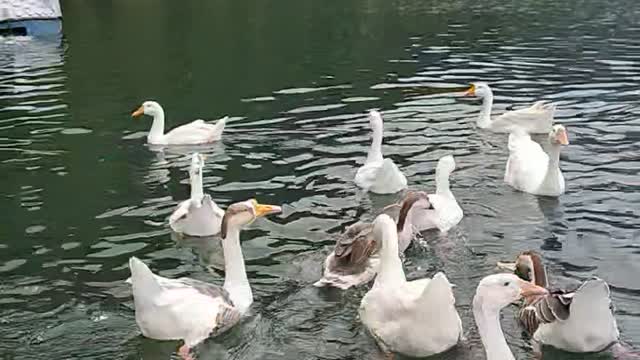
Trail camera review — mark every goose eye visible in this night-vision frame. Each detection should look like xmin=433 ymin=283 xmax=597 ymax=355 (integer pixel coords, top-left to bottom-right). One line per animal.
xmin=503 ymin=282 xmax=510 ymax=287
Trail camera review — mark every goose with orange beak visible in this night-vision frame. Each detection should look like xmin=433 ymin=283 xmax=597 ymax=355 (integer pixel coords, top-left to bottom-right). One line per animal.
xmin=464 ymin=82 xmax=555 ymax=134
xmin=128 ymin=199 xmax=281 ymax=360
xmin=473 ymin=273 xmax=549 ymax=360
xmin=498 ymin=251 xmax=620 ymax=355
xmin=504 ymin=124 xmax=569 ymax=196
xmin=131 ymin=101 xmax=227 ymax=145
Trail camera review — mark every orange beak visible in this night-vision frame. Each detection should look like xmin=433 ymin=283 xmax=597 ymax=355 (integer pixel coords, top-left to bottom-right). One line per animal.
xmin=131 ymin=106 xmax=144 ymax=118
xmin=251 ymin=199 xmax=282 ymax=217
xmin=463 ymin=84 xmax=476 ymax=97
xmin=555 ymin=129 xmax=569 ymax=145
xmin=518 ymin=279 xmax=548 ymax=298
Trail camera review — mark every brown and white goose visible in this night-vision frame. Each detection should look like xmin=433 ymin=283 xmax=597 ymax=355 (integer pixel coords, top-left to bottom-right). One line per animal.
xmin=500 ymin=251 xmax=620 ymax=354
xmin=314 ymin=191 xmax=432 ymax=290
xmin=128 ymin=199 xmax=281 ymax=359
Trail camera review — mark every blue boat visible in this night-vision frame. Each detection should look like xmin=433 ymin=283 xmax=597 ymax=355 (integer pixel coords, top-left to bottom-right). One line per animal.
xmin=0 ymin=0 xmax=62 ymax=36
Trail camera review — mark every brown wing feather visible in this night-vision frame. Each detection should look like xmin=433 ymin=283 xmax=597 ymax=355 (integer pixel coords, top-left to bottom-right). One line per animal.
xmin=332 ymin=222 xmax=377 ymax=272
xmin=519 ymin=290 xmax=573 ymax=335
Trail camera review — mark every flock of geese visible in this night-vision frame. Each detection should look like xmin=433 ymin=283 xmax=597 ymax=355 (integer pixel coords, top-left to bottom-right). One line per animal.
xmin=125 ymin=83 xmax=631 ymax=360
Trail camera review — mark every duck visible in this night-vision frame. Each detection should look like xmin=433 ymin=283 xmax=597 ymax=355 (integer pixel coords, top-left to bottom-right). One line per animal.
xmin=358 ymin=214 xmax=462 ymax=358
xmin=473 ymin=273 xmax=549 ymax=360
xmin=314 ymin=191 xmax=432 ymax=290
xmin=169 ymin=153 xmax=225 ymax=237
xmin=504 ymin=124 xmax=569 ymax=196
xmin=128 ymin=199 xmax=281 ymax=359
xmin=414 ymin=155 xmax=463 ymax=233
xmin=354 ymin=110 xmax=407 ymax=194
xmin=498 ymin=250 xmax=620 ymax=354
xmin=131 ymin=101 xmax=226 ymax=145
xmin=464 ymin=82 xmax=555 ymax=134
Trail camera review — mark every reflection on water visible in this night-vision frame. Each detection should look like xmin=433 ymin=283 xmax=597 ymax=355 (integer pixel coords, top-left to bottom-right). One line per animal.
xmin=0 ymin=0 xmax=639 ymax=359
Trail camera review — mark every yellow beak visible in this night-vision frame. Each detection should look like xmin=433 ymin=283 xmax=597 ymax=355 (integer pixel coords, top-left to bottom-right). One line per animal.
xmin=131 ymin=106 xmax=144 ymax=118
xmin=463 ymin=84 xmax=476 ymax=96
xmin=518 ymin=278 xmax=548 ymax=298
xmin=253 ymin=200 xmax=282 ymax=217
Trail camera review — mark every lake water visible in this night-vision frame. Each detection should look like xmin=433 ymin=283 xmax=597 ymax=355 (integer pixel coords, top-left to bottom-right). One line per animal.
xmin=1 ymin=0 xmax=639 ymax=359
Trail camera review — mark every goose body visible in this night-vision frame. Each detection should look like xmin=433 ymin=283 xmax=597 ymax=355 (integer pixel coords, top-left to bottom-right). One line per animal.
xmin=504 ymin=125 xmax=568 ymax=196
xmin=169 ymin=153 xmax=224 ymax=237
xmin=465 ymin=82 xmax=554 ymax=134
xmin=354 ymin=111 xmax=407 ymax=194
xmin=505 ymin=251 xmax=620 ymax=353
xmin=314 ymin=192 xmax=431 ymax=289
xmin=132 ymin=101 xmax=226 ymax=145
xmin=129 ymin=199 xmax=281 ymax=359
xmin=358 ymin=214 xmax=462 ymax=357
xmin=415 ymin=155 xmax=463 ymax=233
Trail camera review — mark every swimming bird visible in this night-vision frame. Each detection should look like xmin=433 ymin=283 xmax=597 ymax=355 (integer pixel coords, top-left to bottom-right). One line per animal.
xmin=131 ymin=101 xmax=226 ymax=145
xmin=499 ymin=251 xmax=620 ymax=354
xmin=358 ymin=214 xmax=462 ymax=358
xmin=473 ymin=273 xmax=549 ymax=360
xmin=314 ymin=191 xmax=432 ymax=290
xmin=504 ymin=124 xmax=569 ymax=196
xmin=354 ymin=110 xmax=407 ymax=194
xmin=128 ymin=199 xmax=281 ymax=359
xmin=169 ymin=153 xmax=225 ymax=237
xmin=414 ymin=155 xmax=463 ymax=233
xmin=464 ymin=82 xmax=554 ymax=134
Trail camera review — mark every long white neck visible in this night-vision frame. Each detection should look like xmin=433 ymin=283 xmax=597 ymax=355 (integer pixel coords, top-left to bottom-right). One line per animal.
xmin=478 ymin=91 xmax=494 ymax=128
xmin=539 ymin=143 xmax=562 ymax=192
xmin=366 ymin=124 xmax=384 ymax=164
xmin=374 ymin=223 xmax=406 ymax=288
xmin=190 ymin=169 xmax=204 ymax=202
xmin=473 ymin=300 xmax=515 ymax=360
xmin=148 ymin=109 xmax=166 ymax=141
xmin=435 ymin=168 xmax=453 ymax=198
xmin=222 ymin=226 xmax=252 ymax=313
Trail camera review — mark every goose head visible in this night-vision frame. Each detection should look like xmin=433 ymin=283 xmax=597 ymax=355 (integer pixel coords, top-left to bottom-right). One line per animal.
xmin=474 ymin=273 xmax=548 ymax=312
xmin=220 ymin=199 xmax=282 ymax=239
xmin=132 ymin=101 xmax=163 ymax=118
xmin=396 ymin=191 xmax=432 ymax=232
xmin=512 ymin=251 xmax=548 ymax=288
xmin=464 ymin=82 xmax=492 ymax=98
xmin=373 ymin=214 xmax=398 ymax=251
xmin=368 ymin=110 xmax=384 ymax=133
xmin=549 ymin=124 xmax=569 ymax=146
xmin=437 ymin=155 xmax=456 ymax=175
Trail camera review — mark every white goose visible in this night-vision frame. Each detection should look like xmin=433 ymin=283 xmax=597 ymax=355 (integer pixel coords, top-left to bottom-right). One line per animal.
xmin=314 ymin=192 xmax=432 ymax=290
xmin=132 ymin=101 xmax=226 ymax=145
xmin=415 ymin=155 xmax=463 ymax=233
xmin=169 ymin=153 xmax=224 ymax=237
xmin=500 ymin=251 xmax=620 ymax=354
xmin=358 ymin=214 xmax=462 ymax=358
xmin=354 ymin=110 xmax=407 ymax=194
xmin=128 ymin=199 xmax=281 ymax=359
xmin=473 ymin=273 xmax=549 ymax=360
xmin=464 ymin=82 xmax=554 ymax=134
xmin=504 ymin=124 xmax=569 ymax=196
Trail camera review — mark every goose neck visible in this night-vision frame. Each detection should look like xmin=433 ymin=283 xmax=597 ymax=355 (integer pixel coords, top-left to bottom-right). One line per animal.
xmin=478 ymin=92 xmax=494 ymax=128
xmin=222 ymin=226 xmax=252 ymax=313
xmin=148 ymin=109 xmax=166 ymax=142
xmin=473 ymin=299 xmax=515 ymax=360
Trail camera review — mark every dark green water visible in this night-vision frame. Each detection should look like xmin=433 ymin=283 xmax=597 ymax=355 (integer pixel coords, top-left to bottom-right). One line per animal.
xmin=1 ymin=0 xmax=639 ymax=359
